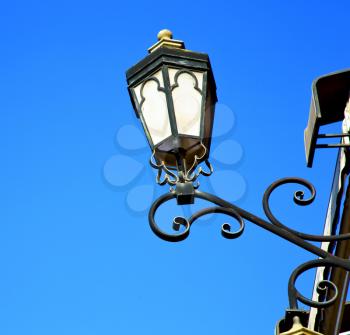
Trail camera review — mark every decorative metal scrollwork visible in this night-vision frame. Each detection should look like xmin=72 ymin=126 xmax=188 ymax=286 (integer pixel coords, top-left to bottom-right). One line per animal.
xmin=150 ymin=152 xmax=179 ymax=186
xmin=262 ymin=177 xmax=350 ymax=242
xmin=288 ymin=259 xmax=341 ymax=309
xmin=149 ymin=191 xmax=244 ymax=242
xmin=148 ymin=176 xmax=350 ymax=314
xmin=149 ymin=143 xmax=213 ymax=187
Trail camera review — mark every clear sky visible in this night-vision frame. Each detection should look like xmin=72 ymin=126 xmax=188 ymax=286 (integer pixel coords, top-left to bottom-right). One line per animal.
xmin=2 ymin=1 xmax=350 ymax=334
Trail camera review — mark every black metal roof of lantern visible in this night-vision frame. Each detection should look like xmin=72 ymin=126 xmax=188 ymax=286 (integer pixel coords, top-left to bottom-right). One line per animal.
xmin=126 ymin=29 xmax=217 ymax=186
xmin=304 ymin=69 xmax=350 ymax=167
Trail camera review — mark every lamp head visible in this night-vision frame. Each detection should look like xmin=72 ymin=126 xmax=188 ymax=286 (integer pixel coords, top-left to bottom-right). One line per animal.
xmin=126 ymin=30 xmax=217 ymax=186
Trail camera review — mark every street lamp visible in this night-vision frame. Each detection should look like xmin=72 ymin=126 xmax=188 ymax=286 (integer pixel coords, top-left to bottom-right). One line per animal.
xmin=125 ymin=30 xmax=350 ymax=334
xmin=126 ymin=29 xmax=217 ymax=195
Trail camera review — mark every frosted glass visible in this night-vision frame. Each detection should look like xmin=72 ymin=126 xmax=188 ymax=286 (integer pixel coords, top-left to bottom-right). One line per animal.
xmin=169 ymin=69 xmax=204 ymax=136
xmin=134 ymin=70 xmax=171 ymax=146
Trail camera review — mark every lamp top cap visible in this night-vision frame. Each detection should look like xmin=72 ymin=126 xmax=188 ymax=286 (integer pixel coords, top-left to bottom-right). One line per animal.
xmin=148 ymin=29 xmax=185 ymax=53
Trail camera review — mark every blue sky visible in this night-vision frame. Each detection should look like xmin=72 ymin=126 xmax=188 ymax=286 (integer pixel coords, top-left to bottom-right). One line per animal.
xmin=2 ymin=1 xmax=350 ymax=334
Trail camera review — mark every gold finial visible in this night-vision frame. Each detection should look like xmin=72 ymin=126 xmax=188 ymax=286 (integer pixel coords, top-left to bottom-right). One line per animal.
xmin=157 ymin=29 xmax=173 ymax=41
xmin=148 ymin=29 xmax=185 ymax=53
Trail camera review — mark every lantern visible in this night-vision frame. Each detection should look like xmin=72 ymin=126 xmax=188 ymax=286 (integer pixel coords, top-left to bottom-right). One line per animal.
xmin=126 ymin=29 xmax=217 ymax=185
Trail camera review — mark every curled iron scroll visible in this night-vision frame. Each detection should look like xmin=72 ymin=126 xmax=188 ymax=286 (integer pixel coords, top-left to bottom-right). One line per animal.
xmin=263 ymin=177 xmax=350 ymax=242
xmin=288 ymin=259 xmax=342 ymax=309
xmin=149 ymin=192 xmax=245 ymax=242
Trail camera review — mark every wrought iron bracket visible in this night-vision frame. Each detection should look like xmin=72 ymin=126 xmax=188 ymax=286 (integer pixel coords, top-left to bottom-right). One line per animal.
xmin=148 ymin=177 xmax=350 ymax=319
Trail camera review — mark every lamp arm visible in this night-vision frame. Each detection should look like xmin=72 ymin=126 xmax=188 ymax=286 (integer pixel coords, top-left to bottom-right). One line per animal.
xmin=148 ymin=176 xmax=350 ymax=311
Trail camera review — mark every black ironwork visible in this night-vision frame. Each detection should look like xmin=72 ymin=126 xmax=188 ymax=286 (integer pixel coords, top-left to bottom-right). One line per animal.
xmin=148 ymin=177 xmax=350 ymax=318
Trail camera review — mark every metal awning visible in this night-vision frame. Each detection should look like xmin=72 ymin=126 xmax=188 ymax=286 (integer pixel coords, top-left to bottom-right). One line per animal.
xmin=304 ymin=69 xmax=350 ymax=167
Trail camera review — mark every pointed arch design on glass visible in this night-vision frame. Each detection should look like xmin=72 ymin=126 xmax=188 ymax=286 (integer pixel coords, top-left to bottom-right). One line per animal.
xmin=133 ymin=70 xmax=171 ymax=146
xmin=169 ymin=68 xmax=204 ymax=137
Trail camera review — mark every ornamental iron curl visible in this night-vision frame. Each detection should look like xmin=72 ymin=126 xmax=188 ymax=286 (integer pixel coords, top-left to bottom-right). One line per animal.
xmin=148 ymin=191 xmax=244 ymax=242
xmin=148 ymin=177 xmax=350 ymax=314
xmin=288 ymin=259 xmax=341 ymax=309
xmin=263 ymin=177 xmax=350 ymax=242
